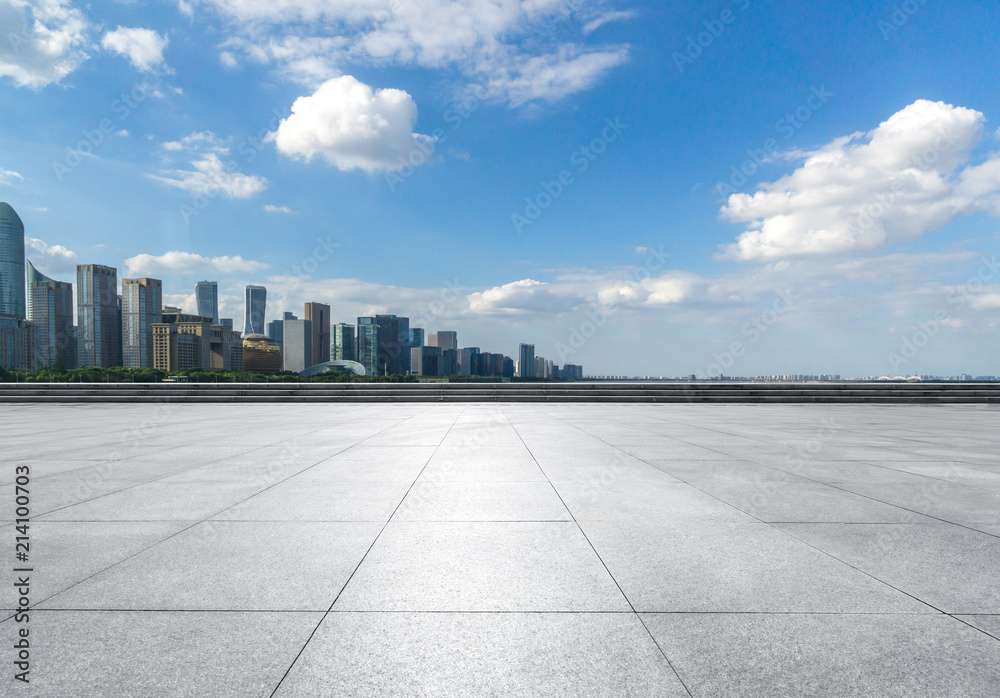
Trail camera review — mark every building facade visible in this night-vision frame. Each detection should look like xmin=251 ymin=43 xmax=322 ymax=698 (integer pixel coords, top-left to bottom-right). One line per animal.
xmin=122 ymin=277 xmax=163 ymax=369
xmin=357 ymin=317 xmax=379 ymax=376
xmin=517 ymin=343 xmax=535 ymax=378
xmin=282 ymin=318 xmax=313 ymax=373
xmin=332 ymin=322 xmax=356 ymax=362
xmin=152 ymin=317 xmax=243 ymax=373
xmin=0 ymin=314 xmax=34 ymax=371
xmin=244 ymin=284 xmax=267 ymax=336
xmin=428 ymin=331 xmax=457 ymax=352
xmin=267 ymin=311 xmax=296 ymax=352
xmin=30 ymin=274 xmax=75 ymax=369
xmin=375 ymin=314 xmax=410 ymax=376
xmin=408 ymin=328 xmax=424 ymax=351
xmin=195 ymin=281 xmax=219 ymax=324
xmin=242 ymin=334 xmax=282 ymax=373
xmin=304 ymin=302 xmax=330 ymax=365
xmin=0 ymin=202 xmax=25 ymax=319
xmin=77 ymin=264 xmax=121 ymax=368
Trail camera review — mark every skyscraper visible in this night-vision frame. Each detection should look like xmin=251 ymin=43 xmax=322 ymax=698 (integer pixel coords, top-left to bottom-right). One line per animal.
xmin=375 ymin=314 xmax=410 ymax=376
xmin=518 ymin=343 xmax=535 ymax=378
xmin=195 ymin=281 xmax=219 ymax=324
xmin=29 ymin=263 xmax=74 ymax=369
xmin=409 ymin=328 xmax=424 ymax=350
xmin=428 ymin=331 xmax=457 ymax=352
xmin=77 ymin=264 xmax=120 ymax=368
xmin=244 ymin=284 xmax=266 ymax=336
xmin=0 ymin=202 xmax=25 ymax=319
xmin=332 ymin=322 xmax=356 ymax=362
xmin=122 ymin=277 xmax=163 ymax=369
xmin=282 ymin=318 xmax=312 ymax=373
xmin=357 ymin=317 xmax=378 ymax=376
xmin=304 ymin=302 xmax=330 ymax=365
xmin=267 ymin=311 xmax=296 ymax=352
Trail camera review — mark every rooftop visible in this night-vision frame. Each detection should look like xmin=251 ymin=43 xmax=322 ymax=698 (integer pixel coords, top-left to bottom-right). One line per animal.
xmin=3 ymin=403 xmax=999 ymax=696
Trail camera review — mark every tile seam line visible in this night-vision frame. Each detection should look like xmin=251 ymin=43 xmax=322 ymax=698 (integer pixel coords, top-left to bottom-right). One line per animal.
xmin=267 ymin=404 xmax=468 ymax=698
xmin=25 ymin=407 xmax=437 ymax=612
xmin=500 ymin=404 xmax=696 ymax=698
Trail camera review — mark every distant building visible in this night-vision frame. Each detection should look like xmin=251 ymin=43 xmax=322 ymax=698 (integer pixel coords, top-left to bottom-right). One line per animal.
xmin=77 ymin=264 xmax=120 ymax=368
xmin=428 ymin=331 xmax=457 ymax=352
xmin=267 ymin=311 xmax=296 ymax=352
xmin=475 ymin=352 xmax=505 ymax=377
xmin=241 ymin=334 xmax=280 ymax=372
xmin=195 ymin=281 xmax=219 ymax=324
xmin=220 ymin=318 xmax=233 ymax=329
xmin=409 ymin=328 xmax=424 ymax=350
xmin=29 ymin=267 xmax=74 ymax=370
xmin=563 ymin=364 xmax=583 ymax=380
xmin=282 ymin=318 xmax=313 ymax=373
xmin=244 ymin=285 xmax=267 ymax=336
xmin=304 ymin=302 xmax=330 ymax=365
xmin=152 ymin=314 xmax=242 ymax=373
xmin=332 ymin=323 xmax=356 ymax=362
xmin=502 ymin=356 xmax=514 ymax=378
xmin=517 ymin=344 xmax=535 ymax=378
xmin=376 ymin=314 xmax=410 ymax=376
xmin=0 ymin=314 xmax=34 ymax=371
xmin=411 ymin=345 xmax=441 ymax=377
xmin=357 ymin=317 xmax=379 ymax=376
xmin=122 ymin=277 xmax=163 ymax=369
xmin=0 ymin=202 xmax=25 ymax=318
xmin=457 ymin=347 xmax=479 ymax=376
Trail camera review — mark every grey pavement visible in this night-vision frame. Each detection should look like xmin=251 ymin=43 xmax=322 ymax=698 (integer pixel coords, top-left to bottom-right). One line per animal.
xmin=1 ymin=403 xmax=999 ymax=696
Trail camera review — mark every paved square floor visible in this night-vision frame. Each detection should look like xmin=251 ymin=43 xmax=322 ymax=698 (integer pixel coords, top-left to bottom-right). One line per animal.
xmin=2 ymin=403 xmax=999 ymax=696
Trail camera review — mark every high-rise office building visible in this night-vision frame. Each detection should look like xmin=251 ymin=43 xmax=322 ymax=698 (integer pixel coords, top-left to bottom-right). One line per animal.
xmin=282 ymin=318 xmax=312 ymax=373
xmin=77 ymin=264 xmax=120 ymax=368
xmin=0 ymin=202 xmax=25 ymax=319
xmin=428 ymin=331 xmax=457 ymax=352
xmin=375 ymin=314 xmax=410 ymax=376
xmin=409 ymin=328 xmax=424 ymax=351
xmin=304 ymin=302 xmax=330 ymax=365
xmin=517 ymin=343 xmax=535 ymax=378
xmin=29 ymin=264 xmax=74 ymax=369
xmin=122 ymin=277 xmax=163 ymax=369
xmin=267 ymin=311 xmax=296 ymax=352
xmin=152 ymin=317 xmax=242 ymax=373
xmin=220 ymin=318 xmax=233 ymax=329
xmin=357 ymin=317 xmax=379 ymax=376
xmin=411 ymin=345 xmax=441 ymax=377
xmin=244 ymin=284 xmax=267 ymax=336
xmin=458 ymin=347 xmax=480 ymax=376
xmin=0 ymin=315 xmax=34 ymax=370
xmin=195 ymin=281 xmax=219 ymax=324
xmin=332 ymin=322 xmax=356 ymax=362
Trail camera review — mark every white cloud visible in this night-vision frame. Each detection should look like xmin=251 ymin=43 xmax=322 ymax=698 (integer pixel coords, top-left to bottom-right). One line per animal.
xmin=721 ymin=100 xmax=1000 ymax=260
xmin=124 ymin=251 xmax=269 ymax=276
xmin=582 ymin=10 xmax=635 ymax=35
xmin=26 ymin=236 xmax=77 ymax=275
xmin=268 ymin=75 xmax=432 ymax=173
xmin=101 ymin=26 xmax=168 ymax=71
xmin=488 ymin=44 xmax=629 ymax=107
xmin=0 ymin=168 xmax=24 ymax=186
xmin=116 ymin=129 xmax=129 ymax=137
xmin=263 ymin=204 xmax=294 ymax=214
xmin=195 ymin=0 xmax=626 ymax=105
xmin=162 ymin=130 xmax=226 ymax=152
xmin=0 ymin=0 xmax=92 ymax=88
xmin=148 ymin=153 xmax=268 ymax=198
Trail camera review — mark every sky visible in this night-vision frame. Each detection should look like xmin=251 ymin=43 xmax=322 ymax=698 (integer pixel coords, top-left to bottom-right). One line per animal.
xmin=1 ymin=0 xmax=999 ymax=378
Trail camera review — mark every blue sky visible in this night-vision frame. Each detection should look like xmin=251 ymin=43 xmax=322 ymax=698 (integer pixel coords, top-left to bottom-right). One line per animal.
xmin=1 ymin=0 xmax=999 ymax=377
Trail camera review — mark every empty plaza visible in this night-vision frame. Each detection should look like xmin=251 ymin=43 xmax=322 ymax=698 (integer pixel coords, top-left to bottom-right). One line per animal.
xmin=2 ymin=402 xmax=1000 ymax=696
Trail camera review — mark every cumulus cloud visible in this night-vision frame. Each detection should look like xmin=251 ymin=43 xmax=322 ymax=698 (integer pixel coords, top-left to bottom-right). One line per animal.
xmin=721 ymin=100 xmax=1000 ymax=260
xmin=26 ymin=236 xmax=78 ymax=275
xmin=194 ymin=0 xmax=627 ymax=105
xmin=124 ymin=251 xmax=269 ymax=276
xmin=263 ymin=204 xmax=294 ymax=214
xmin=0 ymin=0 xmax=92 ymax=88
xmin=101 ymin=26 xmax=168 ymax=70
xmin=268 ymin=75 xmax=432 ymax=173
xmin=0 ymin=168 xmax=24 ymax=186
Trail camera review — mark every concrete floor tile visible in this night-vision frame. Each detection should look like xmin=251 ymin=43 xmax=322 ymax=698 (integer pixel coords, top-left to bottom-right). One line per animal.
xmin=396 ymin=481 xmax=571 ymax=521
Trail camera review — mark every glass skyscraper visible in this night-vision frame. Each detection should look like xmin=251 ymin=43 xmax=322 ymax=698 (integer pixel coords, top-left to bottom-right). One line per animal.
xmin=244 ymin=284 xmax=266 ymax=336
xmin=357 ymin=317 xmax=379 ymax=376
xmin=29 ymin=262 xmax=75 ymax=369
xmin=122 ymin=277 xmax=163 ymax=369
xmin=332 ymin=322 xmax=356 ymax=362
xmin=195 ymin=281 xmax=219 ymax=324
xmin=77 ymin=264 xmax=121 ymax=368
xmin=375 ymin=314 xmax=410 ymax=376
xmin=0 ymin=202 xmax=26 ymax=318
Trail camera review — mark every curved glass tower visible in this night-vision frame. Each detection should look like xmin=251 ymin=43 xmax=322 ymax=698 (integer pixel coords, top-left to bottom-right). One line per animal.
xmin=26 ymin=259 xmax=55 ymax=322
xmin=195 ymin=280 xmax=219 ymax=324
xmin=244 ymin=284 xmax=266 ymax=336
xmin=0 ymin=202 xmax=26 ymax=318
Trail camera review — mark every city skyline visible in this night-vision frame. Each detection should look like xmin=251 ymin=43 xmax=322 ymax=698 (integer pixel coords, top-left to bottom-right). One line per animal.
xmin=1 ymin=1 xmax=998 ymax=376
